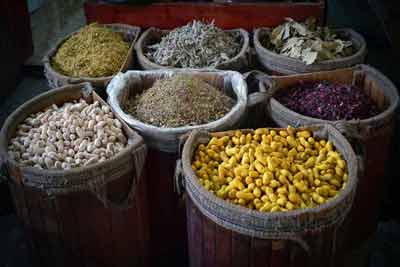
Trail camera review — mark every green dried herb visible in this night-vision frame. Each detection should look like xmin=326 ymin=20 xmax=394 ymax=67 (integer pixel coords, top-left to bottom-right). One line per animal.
xmin=51 ymin=23 xmax=130 ymax=78
xmin=146 ymin=20 xmax=242 ymax=68
xmin=263 ymin=18 xmax=354 ymax=65
xmin=125 ymin=75 xmax=235 ymax=128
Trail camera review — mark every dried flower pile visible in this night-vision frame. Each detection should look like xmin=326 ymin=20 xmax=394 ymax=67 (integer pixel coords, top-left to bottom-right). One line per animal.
xmin=146 ymin=20 xmax=242 ymax=68
xmin=262 ymin=18 xmax=354 ymax=65
xmin=125 ymin=75 xmax=235 ymax=128
xmin=51 ymin=23 xmax=130 ymax=78
xmin=275 ymin=81 xmax=380 ymax=120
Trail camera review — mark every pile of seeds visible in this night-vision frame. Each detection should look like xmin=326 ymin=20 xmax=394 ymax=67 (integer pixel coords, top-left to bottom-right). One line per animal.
xmin=8 ymin=99 xmax=127 ymax=170
xmin=146 ymin=20 xmax=242 ymax=68
xmin=125 ymin=75 xmax=235 ymax=128
xmin=51 ymin=23 xmax=130 ymax=78
xmin=275 ymin=81 xmax=380 ymax=120
xmin=192 ymin=127 xmax=348 ymax=212
xmin=262 ymin=17 xmax=354 ymax=65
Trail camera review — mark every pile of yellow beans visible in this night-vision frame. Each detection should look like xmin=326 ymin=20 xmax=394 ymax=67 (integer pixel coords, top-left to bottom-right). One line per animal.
xmin=191 ymin=127 xmax=348 ymax=212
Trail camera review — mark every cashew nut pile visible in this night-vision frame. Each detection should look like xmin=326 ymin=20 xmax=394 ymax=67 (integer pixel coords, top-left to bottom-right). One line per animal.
xmin=8 ymin=99 xmax=127 ymax=170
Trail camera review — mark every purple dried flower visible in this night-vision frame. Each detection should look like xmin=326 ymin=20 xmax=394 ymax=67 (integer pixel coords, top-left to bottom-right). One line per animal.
xmin=275 ymin=81 xmax=380 ymax=121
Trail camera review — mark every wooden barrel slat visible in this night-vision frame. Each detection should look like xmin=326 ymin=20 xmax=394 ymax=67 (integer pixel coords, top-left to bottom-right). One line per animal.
xmin=202 ymin=211 xmax=216 ymax=267
xmin=215 ymin=225 xmax=232 ymax=267
xmin=55 ymin=195 xmax=84 ymax=267
xmin=9 ymin=182 xmax=41 ymax=266
xmin=270 ymin=241 xmax=289 ymax=267
xmin=232 ymin=231 xmax=251 ymax=267
xmin=136 ymin=172 xmax=150 ymax=267
xmin=146 ymin=148 xmax=187 ymax=266
xmin=189 ymin=197 xmax=203 ymax=267
xmin=289 ymin=241 xmax=307 ymax=267
xmin=39 ymin=195 xmax=65 ymax=267
xmin=251 ymin=237 xmax=271 ymax=267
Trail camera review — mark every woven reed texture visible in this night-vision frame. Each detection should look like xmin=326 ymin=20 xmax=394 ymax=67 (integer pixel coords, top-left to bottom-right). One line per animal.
xmin=43 ymin=24 xmax=141 ymax=88
xmin=0 ymin=82 xmax=147 ymax=209
xmin=263 ymin=65 xmax=399 ymax=140
xmin=135 ymin=27 xmax=250 ymax=72
xmin=253 ymin=28 xmax=367 ymax=75
xmin=180 ymin=125 xmax=358 ymax=251
xmin=107 ymin=69 xmax=249 ymax=153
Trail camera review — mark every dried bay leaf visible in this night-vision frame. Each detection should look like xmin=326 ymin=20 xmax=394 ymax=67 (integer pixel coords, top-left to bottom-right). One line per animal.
xmin=262 ymin=17 xmax=356 ymax=65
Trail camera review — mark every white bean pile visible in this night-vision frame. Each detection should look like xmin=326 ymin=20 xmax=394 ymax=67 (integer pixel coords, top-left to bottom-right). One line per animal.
xmin=8 ymin=99 xmax=127 ymax=170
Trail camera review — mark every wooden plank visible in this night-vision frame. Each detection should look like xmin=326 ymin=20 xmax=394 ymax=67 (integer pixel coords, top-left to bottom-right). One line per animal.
xmin=55 ymin=194 xmax=84 ymax=267
xmin=202 ymin=214 xmax=216 ymax=267
xmin=9 ymin=182 xmax=41 ymax=266
xmin=188 ymin=198 xmax=203 ymax=267
xmin=251 ymin=238 xmax=271 ymax=267
xmin=84 ymin=1 xmax=325 ymax=31
xmin=215 ymin=222 xmax=232 ymax=267
xmin=270 ymin=240 xmax=289 ymax=267
xmin=232 ymin=230 xmax=251 ymax=267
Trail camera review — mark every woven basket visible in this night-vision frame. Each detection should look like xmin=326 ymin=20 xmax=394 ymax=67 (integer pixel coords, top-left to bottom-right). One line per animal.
xmin=253 ymin=27 xmax=367 ymax=75
xmin=256 ymin=64 xmax=399 ymax=248
xmin=107 ymin=69 xmax=250 ymax=153
xmin=135 ymin=27 xmax=250 ymax=72
xmin=43 ymin=24 xmax=141 ymax=89
xmin=178 ymin=125 xmax=359 ymax=267
xmin=0 ymin=82 xmax=147 ymax=207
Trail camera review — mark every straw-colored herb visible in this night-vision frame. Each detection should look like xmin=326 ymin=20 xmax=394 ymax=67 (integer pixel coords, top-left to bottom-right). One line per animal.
xmin=125 ymin=75 xmax=235 ymax=128
xmin=51 ymin=23 xmax=130 ymax=78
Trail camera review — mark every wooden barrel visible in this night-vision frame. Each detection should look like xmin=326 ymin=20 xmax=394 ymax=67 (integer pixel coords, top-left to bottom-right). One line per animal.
xmin=258 ymin=65 xmax=399 ymax=248
xmin=178 ymin=125 xmax=359 ymax=267
xmin=106 ymin=70 xmax=249 ymax=266
xmin=43 ymin=23 xmax=140 ymax=88
xmin=253 ymin=28 xmax=366 ymax=75
xmin=0 ymin=83 xmax=149 ymax=267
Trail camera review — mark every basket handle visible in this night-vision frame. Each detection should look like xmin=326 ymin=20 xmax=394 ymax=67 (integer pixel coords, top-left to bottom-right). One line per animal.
xmin=89 ymin=142 xmax=147 ymax=210
xmin=243 ymin=70 xmax=270 ymax=108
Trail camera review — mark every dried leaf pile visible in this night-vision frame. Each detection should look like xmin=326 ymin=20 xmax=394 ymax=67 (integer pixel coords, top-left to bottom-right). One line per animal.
xmin=125 ymin=75 xmax=235 ymax=128
xmin=146 ymin=20 xmax=242 ymax=68
xmin=52 ymin=23 xmax=130 ymax=78
xmin=262 ymin=18 xmax=354 ymax=65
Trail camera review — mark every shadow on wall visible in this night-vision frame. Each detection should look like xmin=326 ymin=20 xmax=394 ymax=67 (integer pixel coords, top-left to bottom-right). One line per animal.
xmin=27 ymin=0 xmax=86 ymax=65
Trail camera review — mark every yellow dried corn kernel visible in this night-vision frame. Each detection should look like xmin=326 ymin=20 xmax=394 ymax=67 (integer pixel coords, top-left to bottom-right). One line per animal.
xmin=192 ymin=127 xmax=348 ymax=213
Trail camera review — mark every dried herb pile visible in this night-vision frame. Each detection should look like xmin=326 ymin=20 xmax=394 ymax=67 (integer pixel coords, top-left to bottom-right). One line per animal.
xmin=263 ymin=18 xmax=354 ymax=65
xmin=275 ymin=81 xmax=380 ymax=120
xmin=125 ymin=75 xmax=235 ymax=127
xmin=146 ymin=20 xmax=242 ymax=68
xmin=52 ymin=23 xmax=130 ymax=78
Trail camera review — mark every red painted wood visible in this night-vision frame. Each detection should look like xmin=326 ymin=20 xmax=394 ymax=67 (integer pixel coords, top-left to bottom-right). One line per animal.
xmin=251 ymin=238 xmax=271 ymax=267
xmin=84 ymin=1 xmax=325 ymax=31
xmin=146 ymin=148 xmax=188 ymax=267
xmin=9 ymin=172 xmax=149 ymax=267
xmin=186 ymin=196 xmax=344 ymax=267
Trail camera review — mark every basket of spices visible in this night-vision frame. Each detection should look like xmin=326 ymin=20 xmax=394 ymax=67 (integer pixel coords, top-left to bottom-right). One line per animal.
xmin=43 ymin=23 xmax=140 ymax=88
xmin=107 ymin=69 xmax=248 ymax=266
xmin=254 ymin=64 xmax=398 ymax=249
xmin=135 ymin=20 xmax=250 ymax=71
xmin=177 ymin=125 xmax=359 ymax=267
xmin=254 ymin=18 xmax=366 ymax=74
xmin=0 ymin=83 xmax=149 ymax=266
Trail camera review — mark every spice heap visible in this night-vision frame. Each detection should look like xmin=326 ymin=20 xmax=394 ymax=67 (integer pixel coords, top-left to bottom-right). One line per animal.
xmin=8 ymin=99 xmax=127 ymax=170
xmin=146 ymin=20 xmax=242 ymax=68
xmin=125 ymin=75 xmax=235 ymax=128
xmin=192 ymin=127 xmax=348 ymax=212
xmin=275 ymin=81 xmax=380 ymax=120
xmin=52 ymin=23 xmax=130 ymax=78
xmin=262 ymin=18 xmax=354 ymax=65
